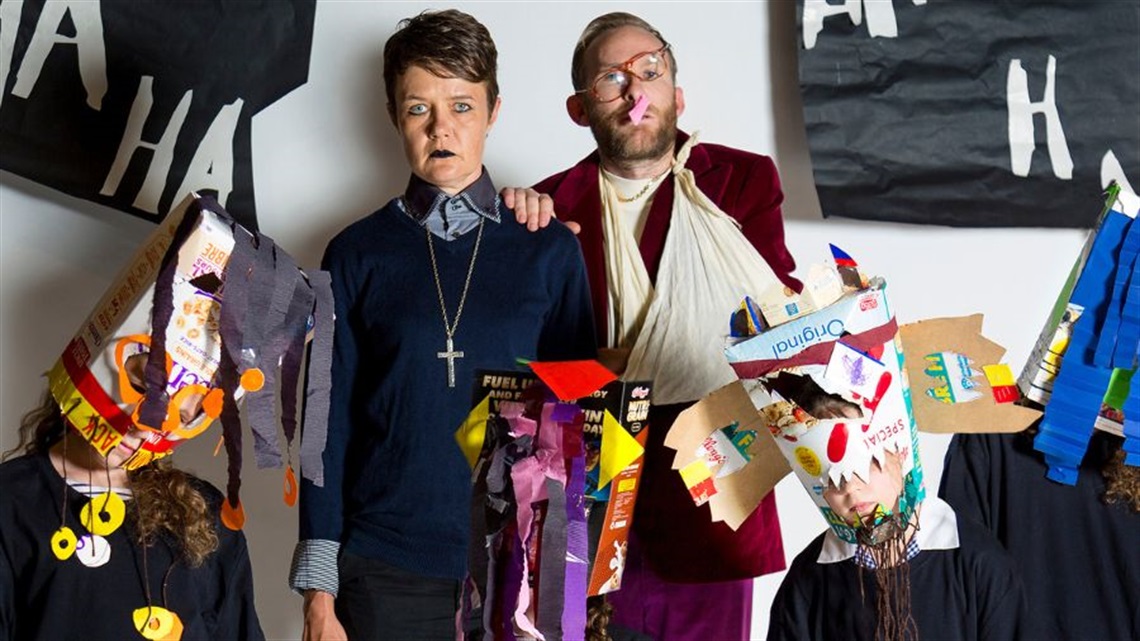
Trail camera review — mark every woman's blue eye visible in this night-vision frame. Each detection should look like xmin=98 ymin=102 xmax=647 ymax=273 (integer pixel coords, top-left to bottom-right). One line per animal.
xmin=408 ymin=104 xmax=428 ymax=115
xmin=454 ymin=103 xmax=473 ymax=113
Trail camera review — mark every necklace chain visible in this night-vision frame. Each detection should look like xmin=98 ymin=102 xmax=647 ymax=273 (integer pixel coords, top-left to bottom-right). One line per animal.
xmin=426 ymin=219 xmax=484 ymax=387
xmin=611 ymin=168 xmax=670 ymax=203
xmin=426 ymin=217 xmax=484 ymax=337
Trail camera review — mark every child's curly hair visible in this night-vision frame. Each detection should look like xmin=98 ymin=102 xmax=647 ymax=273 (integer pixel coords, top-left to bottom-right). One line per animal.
xmin=6 ymin=392 xmax=219 ymax=566
xmin=1103 ymin=448 xmax=1140 ymax=513
xmin=586 ymin=595 xmax=613 ymax=641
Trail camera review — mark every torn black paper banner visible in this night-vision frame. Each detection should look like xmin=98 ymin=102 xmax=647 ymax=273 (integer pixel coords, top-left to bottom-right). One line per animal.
xmin=0 ymin=0 xmax=317 ymax=230
xmin=796 ymin=0 xmax=1140 ymax=228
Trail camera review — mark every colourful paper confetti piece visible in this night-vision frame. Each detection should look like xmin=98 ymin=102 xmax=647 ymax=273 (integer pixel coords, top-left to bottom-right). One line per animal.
xmin=455 ymin=395 xmax=491 ymax=469
xmin=983 ymin=363 xmax=1016 ymax=387
xmin=528 ymin=360 xmax=616 ymax=401
xmin=599 ymin=409 xmax=644 ymax=490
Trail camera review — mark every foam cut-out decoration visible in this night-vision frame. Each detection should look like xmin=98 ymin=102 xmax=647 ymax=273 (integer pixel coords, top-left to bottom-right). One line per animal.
xmin=220 ymin=498 xmax=245 ymax=531
xmin=283 ymin=465 xmax=298 ymax=507
xmin=598 ymin=409 xmax=645 ymax=490
xmin=50 ymin=526 xmax=77 ymax=561
xmin=133 ymin=606 xmax=184 ymax=641
xmin=76 ymin=534 xmax=111 ymax=568
xmin=80 ymin=492 xmax=126 ymax=536
xmin=456 ymin=395 xmax=492 ymax=469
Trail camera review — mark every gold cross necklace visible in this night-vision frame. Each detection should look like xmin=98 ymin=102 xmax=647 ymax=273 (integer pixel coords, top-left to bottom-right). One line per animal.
xmin=426 ymin=218 xmax=484 ymax=387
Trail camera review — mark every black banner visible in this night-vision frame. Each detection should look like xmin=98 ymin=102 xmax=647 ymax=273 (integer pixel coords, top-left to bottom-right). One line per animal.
xmin=0 ymin=0 xmax=317 ymax=230
xmin=797 ymin=0 xmax=1140 ymax=227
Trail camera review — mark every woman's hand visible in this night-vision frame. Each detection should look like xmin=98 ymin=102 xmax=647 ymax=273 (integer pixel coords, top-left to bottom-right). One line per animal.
xmin=302 ymin=590 xmax=348 ymax=641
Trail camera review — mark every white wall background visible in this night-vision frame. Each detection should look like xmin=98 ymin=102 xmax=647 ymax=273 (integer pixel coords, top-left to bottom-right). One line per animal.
xmin=0 ymin=2 xmax=1095 ymax=639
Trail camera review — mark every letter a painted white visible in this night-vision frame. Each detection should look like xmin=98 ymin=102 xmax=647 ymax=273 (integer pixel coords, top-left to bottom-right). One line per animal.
xmin=175 ymin=98 xmax=244 ymax=208
xmin=804 ymin=0 xmax=912 ymax=50
xmin=0 ymin=1 xmax=24 ymax=110
xmin=1007 ymin=55 xmax=1073 ymax=180
xmin=803 ymin=0 xmax=864 ymax=50
xmin=10 ymin=0 xmax=106 ymax=110
xmin=100 ymin=76 xmax=192 ymax=214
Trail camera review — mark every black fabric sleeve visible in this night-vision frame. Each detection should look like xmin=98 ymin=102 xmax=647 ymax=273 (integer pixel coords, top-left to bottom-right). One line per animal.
xmin=766 ymin=565 xmax=813 ymax=641
xmin=939 ymin=433 xmax=1002 ymax=534
xmin=537 ymin=227 xmax=597 ymax=362
xmin=965 ymin=521 xmax=1028 ymax=641
xmin=214 ymin=528 xmax=265 ymax=641
xmin=193 ymin=478 xmax=265 ymax=640
xmin=978 ymin=568 xmax=1026 ymax=641
xmin=0 ymin=534 xmax=12 ymax=641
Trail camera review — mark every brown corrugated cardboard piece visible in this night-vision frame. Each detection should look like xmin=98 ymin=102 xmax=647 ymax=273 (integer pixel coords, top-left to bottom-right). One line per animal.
xmin=665 ymin=380 xmax=791 ymax=530
xmin=899 ymin=314 xmax=1042 ymax=434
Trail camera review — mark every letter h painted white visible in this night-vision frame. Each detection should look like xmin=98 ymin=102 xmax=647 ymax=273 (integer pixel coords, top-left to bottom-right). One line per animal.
xmin=1007 ymin=55 xmax=1073 ymax=179
xmin=100 ymin=76 xmax=192 ymax=214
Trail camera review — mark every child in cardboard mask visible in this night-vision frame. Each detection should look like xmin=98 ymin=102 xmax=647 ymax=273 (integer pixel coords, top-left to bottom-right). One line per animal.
xmin=727 ymin=277 xmax=1027 ymax=641
xmin=0 ymin=194 xmax=331 ymax=641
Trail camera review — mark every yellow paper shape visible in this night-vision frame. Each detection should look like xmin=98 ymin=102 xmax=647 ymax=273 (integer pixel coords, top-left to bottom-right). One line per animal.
xmin=679 ymin=459 xmax=712 ymax=488
xmin=51 ymin=526 xmax=77 ymax=560
xmin=456 ymin=395 xmax=491 ymax=469
xmin=81 ymin=492 xmax=126 ymax=536
xmin=983 ymin=363 xmax=1016 ymax=387
xmin=133 ymin=606 xmax=184 ymax=640
xmin=599 ymin=409 xmax=644 ymax=490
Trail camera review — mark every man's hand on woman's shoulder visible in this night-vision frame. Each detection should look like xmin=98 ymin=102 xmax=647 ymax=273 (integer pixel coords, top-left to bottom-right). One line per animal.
xmin=501 ymin=187 xmax=580 ymax=234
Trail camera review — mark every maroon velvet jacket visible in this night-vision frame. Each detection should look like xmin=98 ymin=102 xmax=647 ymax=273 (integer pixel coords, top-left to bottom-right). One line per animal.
xmin=534 ymin=131 xmax=800 ymax=583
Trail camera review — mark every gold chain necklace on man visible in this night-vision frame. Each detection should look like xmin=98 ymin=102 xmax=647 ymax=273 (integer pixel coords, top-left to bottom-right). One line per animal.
xmin=612 ymin=166 xmax=670 ymax=203
xmin=426 ymin=218 xmax=484 ymax=387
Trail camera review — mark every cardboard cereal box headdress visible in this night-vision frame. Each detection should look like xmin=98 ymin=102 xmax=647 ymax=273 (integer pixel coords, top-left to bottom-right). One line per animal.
xmin=725 ymin=256 xmax=923 ymax=544
xmin=48 ymin=193 xmax=334 ymax=527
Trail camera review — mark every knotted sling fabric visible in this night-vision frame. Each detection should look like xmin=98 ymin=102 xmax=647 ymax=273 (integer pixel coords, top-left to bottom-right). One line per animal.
xmin=601 ymin=133 xmax=786 ymax=405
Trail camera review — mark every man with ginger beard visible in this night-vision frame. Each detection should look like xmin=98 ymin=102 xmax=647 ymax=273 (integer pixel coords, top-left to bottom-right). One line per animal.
xmin=525 ymin=11 xmax=801 ymax=640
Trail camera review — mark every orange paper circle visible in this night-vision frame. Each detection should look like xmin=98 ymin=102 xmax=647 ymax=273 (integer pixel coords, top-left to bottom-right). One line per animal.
xmin=220 ymin=498 xmax=246 ymax=531
xmin=240 ymin=368 xmax=265 ymax=392
xmin=283 ymin=465 xmax=298 ymax=507
xmin=201 ymin=388 xmax=225 ymax=418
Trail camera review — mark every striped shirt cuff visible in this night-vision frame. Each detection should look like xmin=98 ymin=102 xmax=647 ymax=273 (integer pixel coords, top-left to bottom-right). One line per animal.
xmin=289 ymin=539 xmax=340 ymax=596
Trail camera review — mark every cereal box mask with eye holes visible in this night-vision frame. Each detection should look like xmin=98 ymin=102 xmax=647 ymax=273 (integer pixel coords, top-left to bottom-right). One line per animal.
xmin=47 ymin=193 xmax=334 ymax=524
xmin=726 ymin=279 xmax=924 ymax=544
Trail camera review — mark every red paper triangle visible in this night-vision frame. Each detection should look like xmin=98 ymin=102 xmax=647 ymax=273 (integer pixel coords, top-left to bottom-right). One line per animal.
xmin=527 ymin=360 xmax=617 ymax=401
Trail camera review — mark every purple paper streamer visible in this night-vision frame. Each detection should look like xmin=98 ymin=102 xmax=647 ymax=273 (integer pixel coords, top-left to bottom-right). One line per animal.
xmin=562 ymin=454 xmax=588 ymax=641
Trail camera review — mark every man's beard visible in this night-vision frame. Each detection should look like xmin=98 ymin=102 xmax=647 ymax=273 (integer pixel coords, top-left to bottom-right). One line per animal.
xmin=587 ymin=98 xmax=678 ymax=165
